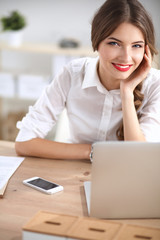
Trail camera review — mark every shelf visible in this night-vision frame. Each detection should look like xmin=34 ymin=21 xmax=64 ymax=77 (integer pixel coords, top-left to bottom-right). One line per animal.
xmin=0 ymin=42 xmax=97 ymax=57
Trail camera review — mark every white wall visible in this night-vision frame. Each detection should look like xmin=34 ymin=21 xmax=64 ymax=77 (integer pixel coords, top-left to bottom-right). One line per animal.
xmin=0 ymin=0 xmax=104 ymax=46
xmin=140 ymin=0 xmax=160 ymax=49
xmin=0 ymin=0 xmax=104 ymax=76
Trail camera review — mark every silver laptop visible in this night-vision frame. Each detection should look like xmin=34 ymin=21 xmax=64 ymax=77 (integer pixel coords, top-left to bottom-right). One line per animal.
xmin=84 ymin=141 xmax=160 ymax=219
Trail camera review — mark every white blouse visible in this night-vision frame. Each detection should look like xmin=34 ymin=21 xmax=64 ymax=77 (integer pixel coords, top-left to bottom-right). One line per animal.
xmin=16 ymin=57 xmax=160 ymax=143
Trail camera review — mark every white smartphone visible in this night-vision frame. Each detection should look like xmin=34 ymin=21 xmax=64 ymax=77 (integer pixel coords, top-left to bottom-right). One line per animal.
xmin=23 ymin=176 xmax=63 ymax=194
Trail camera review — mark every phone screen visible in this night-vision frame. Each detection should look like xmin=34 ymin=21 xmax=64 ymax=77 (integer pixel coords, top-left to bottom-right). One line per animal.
xmin=27 ymin=178 xmax=58 ymax=190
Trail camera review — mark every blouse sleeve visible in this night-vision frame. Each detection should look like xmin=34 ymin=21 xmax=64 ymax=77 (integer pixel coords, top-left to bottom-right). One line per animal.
xmin=16 ymin=65 xmax=71 ymax=142
xmin=139 ymin=69 xmax=160 ymax=142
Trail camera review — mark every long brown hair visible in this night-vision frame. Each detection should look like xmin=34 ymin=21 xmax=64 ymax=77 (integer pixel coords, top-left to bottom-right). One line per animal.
xmin=91 ymin=0 xmax=158 ymax=140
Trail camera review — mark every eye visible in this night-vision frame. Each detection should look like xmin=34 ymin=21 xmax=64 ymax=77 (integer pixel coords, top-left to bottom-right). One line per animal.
xmin=133 ymin=44 xmax=143 ymax=48
xmin=108 ymin=41 xmax=119 ymax=46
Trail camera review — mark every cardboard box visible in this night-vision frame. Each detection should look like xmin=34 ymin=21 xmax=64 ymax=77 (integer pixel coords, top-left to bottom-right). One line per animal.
xmin=67 ymin=217 xmax=121 ymax=240
xmin=2 ymin=111 xmax=26 ymax=141
xmin=118 ymin=224 xmax=160 ymax=240
xmin=17 ymin=74 xmax=49 ymax=100
xmin=0 ymin=72 xmax=15 ymax=97
xmin=23 ymin=211 xmax=77 ymax=240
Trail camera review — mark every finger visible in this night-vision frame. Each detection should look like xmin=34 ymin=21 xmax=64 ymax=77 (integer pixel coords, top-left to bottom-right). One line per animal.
xmin=144 ymin=45 xmax=152 ymax=67
xmin=144 ymin=45 xmax=152 ymax=64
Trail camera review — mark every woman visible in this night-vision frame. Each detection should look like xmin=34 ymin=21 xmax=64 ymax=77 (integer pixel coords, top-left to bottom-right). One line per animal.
xmin=15 ymin=0 xmax=160 ymax=161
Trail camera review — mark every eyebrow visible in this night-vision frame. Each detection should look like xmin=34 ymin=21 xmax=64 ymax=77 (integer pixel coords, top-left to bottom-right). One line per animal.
xmin=107 ymin=37 xmax=145 ymax=44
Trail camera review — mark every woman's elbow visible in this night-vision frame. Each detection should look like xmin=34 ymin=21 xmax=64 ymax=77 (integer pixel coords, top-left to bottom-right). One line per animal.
xmin=15 ymin=141 xmax=23 ymax=156
xmin=15 ymin=141 xmax=30 ymax=157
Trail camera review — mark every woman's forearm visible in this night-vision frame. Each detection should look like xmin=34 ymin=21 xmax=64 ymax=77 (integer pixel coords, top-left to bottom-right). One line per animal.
xmin=121 ymin=91 xmax=146 ymax=141
xmin=15 ymin=138 xmax=91 ymax=160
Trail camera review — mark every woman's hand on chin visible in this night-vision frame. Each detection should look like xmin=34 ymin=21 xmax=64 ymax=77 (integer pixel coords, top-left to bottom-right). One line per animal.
xmin=120 ymin=45 xmax=152 ymax=98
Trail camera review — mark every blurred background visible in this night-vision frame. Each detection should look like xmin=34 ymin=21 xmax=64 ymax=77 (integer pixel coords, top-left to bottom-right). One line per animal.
xmin=0 ymin=0 xmax=159 ymax=142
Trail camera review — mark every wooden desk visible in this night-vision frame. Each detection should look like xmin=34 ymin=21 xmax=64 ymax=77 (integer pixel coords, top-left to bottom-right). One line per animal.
xmin=0 ymin=141 xmax=160 ymax=240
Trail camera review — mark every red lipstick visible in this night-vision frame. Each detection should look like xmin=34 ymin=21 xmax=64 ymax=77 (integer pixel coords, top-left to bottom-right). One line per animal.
xmin=112 ymin=63 xmax=132 ymax=72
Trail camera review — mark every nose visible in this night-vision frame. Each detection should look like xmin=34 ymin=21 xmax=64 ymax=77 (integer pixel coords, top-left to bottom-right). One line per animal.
xmin=119 ymin=47 xmax=132 ymax=63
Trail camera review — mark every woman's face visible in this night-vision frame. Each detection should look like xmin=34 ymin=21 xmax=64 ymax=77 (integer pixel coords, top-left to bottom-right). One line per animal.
xmin=98 ymin=22 xmax=145 ymax=90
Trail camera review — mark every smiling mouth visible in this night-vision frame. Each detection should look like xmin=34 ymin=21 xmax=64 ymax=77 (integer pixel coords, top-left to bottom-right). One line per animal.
xmin=112 ymin=63 xmax=133 ymax=72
